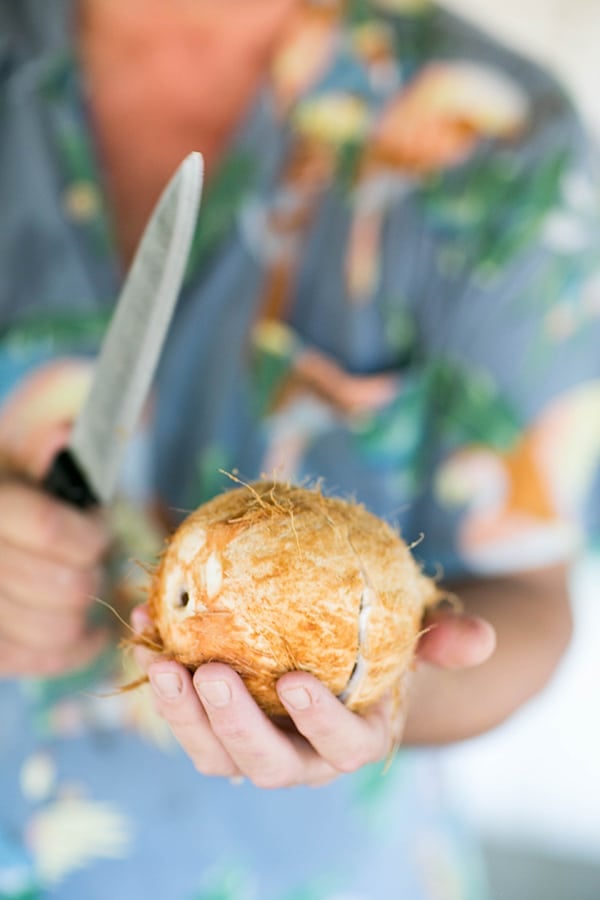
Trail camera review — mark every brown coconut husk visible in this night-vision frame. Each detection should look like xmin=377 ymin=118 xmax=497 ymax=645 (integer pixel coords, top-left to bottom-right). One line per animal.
xmin=125 ymin=479 xmax=440 ymax=717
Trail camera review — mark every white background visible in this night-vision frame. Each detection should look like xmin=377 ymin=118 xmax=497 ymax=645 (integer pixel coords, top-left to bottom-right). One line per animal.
xmin=441 ymin=557 xmax=600 ymax=860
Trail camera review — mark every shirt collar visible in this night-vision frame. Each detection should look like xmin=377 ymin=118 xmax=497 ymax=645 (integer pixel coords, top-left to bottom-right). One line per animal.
xmin=0 ymin=0 xmax=73 ymax=73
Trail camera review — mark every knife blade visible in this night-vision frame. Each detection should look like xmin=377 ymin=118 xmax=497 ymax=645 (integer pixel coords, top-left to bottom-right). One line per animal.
xmin=43 ymin=151 xmax=204 ymax=508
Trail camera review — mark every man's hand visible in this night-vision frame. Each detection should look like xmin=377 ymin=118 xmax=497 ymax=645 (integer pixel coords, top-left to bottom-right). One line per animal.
xmin=0 ymin=430 xmax=111 ymax=677
xmin=404 ymin=566 xmax=572 ymax=745
xmin=130 ymin=603 xmax=495 ymax=788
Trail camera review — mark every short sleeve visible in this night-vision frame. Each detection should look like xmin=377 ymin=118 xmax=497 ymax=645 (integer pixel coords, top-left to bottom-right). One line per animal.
xmin=406 ymin=97 xmax=600 ymax=579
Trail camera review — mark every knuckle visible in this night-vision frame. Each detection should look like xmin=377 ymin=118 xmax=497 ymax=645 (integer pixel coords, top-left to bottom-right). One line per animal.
xmin=79 ymin=526 xmax=110 ymax=566
xmin=213 ymin=720 xmax=249 ymax=744
xmin=40 ymin=652 xmax=72 ymax=677
xmin=55 ymin=616 xmax=86 ymax=645
xmin=149 ymin=696 xmax=173 ymax=722
xmin=30 ymin=619 xmax=81 ymax=652
xmin=35 ymin=498 xmax=63 ymax=546
xmin=153 ymin=699 xmax=186 ymax=724
xmin=0 ymin=480 xmax=22 ymax=510
xmin=61 ymin=567 xmax=98 ymax=608
xmin=304 ymin=712 xmax=335 ymax=740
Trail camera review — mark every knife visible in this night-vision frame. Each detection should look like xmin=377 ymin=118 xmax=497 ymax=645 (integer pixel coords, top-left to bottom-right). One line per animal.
xmin=42 ymin=151 xmax=204 ymax=508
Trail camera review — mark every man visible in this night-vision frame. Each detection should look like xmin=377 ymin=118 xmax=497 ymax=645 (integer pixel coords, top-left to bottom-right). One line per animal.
xmin=0 ymin=1 xmax=598 ymax=896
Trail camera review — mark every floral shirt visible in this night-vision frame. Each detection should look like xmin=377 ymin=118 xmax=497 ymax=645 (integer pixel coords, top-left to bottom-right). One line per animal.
xmin=1 ymin=1 xmax=599 ymax=898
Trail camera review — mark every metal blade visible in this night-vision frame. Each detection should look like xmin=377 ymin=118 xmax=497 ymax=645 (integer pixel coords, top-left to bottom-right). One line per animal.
xmin=69 ymin=151 xmax=204 ymax=504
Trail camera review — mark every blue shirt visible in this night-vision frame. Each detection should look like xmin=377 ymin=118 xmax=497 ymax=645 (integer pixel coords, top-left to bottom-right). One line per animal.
xmin=0 ymin=1 xmax=599 ymax=897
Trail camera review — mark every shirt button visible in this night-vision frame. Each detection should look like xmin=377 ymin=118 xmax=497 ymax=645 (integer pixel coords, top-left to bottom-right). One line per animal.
xmin=63 ymin=180 xmax=101 ymax=222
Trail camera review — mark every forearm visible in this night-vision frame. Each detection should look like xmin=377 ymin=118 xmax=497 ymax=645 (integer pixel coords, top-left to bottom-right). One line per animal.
xmin=403 ymin=564 xmax=573 ymax=746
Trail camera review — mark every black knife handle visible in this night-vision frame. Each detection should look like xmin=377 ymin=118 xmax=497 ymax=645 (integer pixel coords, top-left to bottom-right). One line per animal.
xmin=42 ymin=449 xmax=99 ymax=509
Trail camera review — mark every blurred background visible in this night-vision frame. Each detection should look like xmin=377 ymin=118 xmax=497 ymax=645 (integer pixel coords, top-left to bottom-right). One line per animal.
xmin=440 ymin=2 xmax=600 ymax=897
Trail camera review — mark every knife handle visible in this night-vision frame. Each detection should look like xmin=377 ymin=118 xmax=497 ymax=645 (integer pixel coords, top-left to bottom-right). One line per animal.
xmin=42 ymin=449 xmax=99 ymax=510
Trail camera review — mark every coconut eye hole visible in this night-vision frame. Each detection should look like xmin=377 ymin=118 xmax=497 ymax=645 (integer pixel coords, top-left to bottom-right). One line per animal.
xmin=174 ymin=588 xmax=190 ymax=610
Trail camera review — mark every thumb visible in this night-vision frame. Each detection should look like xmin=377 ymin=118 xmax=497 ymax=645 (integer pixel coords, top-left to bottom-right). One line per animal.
xmin=0 ymin=359 xmax=93 ymax=480
xmin=417 ymin=610 xmax=496 ymax=670
xmin=26 ymin=421 xmax=74 ymax=480
xmin=1 ymin=420 xmax=74 ymax=482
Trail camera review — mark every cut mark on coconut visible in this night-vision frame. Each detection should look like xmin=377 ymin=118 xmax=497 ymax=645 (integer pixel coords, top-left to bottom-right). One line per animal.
xmin=338 ymin=560 xmax=376 ymax=705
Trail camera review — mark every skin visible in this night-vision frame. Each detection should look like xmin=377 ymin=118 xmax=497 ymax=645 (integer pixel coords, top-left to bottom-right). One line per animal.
xmin=0 ymin=428 xmax=111 ymax=675
xmin=130 ymin=561 xmax=572 ymax=788
xmin=79 ymin=0 xmax=300 ymax=263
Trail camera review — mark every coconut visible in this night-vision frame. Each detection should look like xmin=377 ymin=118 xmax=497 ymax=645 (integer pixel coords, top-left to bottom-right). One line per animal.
xmin=142 ymin=480 xmax=438 ymax=717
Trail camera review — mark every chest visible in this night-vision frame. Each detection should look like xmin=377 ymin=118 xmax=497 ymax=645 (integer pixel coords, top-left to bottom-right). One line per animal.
xmin=78 ymin=6 xmax=280 ymax=264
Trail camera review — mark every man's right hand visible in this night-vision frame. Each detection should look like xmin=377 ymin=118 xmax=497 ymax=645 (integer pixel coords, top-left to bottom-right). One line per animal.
xmin=0 ymin=474 xmax=111 ymax=677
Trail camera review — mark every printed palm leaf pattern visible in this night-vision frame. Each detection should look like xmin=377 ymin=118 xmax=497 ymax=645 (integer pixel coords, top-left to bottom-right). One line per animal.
xmin=249 ymin=320 xmax=300 ymax=417
xmin=426 ymin=359 xmax=521 ymax=450
xmin=194 ymin=445 xmax=240 ymax=506
xmin=368 ymin=0 xmax=442 ymax=82
xmin=534 ymin=165 xmax=600 ymax=346
xmin=542 ymin=164 xmax=600 ymax=257
xmin=354 ymin=358 xmax=520 ymax=498
xmin=352 ymin=372 xmax=430 ymax=486
xmin=0 ymin=316 xmax=110 ymax=421
xmin=186 ymin=152 xmax=258 ymax=278
xmin=423 ymin=147 xmax=569 ymax=281
xmin=343 ymin=61 xmax=529 ymax=301
xmin=370 ymin=0 xmax=434 ymax=14
xmin=0 ymin=310 xmax=111 ymax=351
xmin=50 ymin=83 xmax=112 ymax=251
xmin=347 ymin=0 xmax=436 ymax=33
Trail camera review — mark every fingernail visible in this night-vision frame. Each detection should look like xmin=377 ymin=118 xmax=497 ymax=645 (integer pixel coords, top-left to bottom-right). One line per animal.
xmin=196 ymin=680 xmax=231 ymax=707
xmin=150 ymin=671 xmax=182 ymax=700
xmin=280 ymin=686 xmax=312 ymax=711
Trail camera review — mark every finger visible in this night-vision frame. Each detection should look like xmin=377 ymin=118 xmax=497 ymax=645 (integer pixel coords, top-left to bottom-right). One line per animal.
xmin=277 ymin=672 xmax=392 ymax=773
xmin=130 ymin=609 xmax=241 ymax=778
xmin=146 ymin=660 xmax=240 ymax=779
xmin=192 ymin=664 xmax=337 ymax=788
xmin=130 ymin=604 xmax=164 ymax=672
xmin=0 ymin=590 xmax=91 ymax=650
xmin=417 ymin=611 xmax=496 ymax=669
xmin=0 ymin=418 xmax=74 ymax=481
xmin=0 ymin=540 xmax=103 ymax=613
xmin=23 ymin=422 xmax=74 ymax=480
xmin=0 ymin=628 xmax=110 ymax=677
xmin=0 ymin=481 xmax=110 ymax=566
